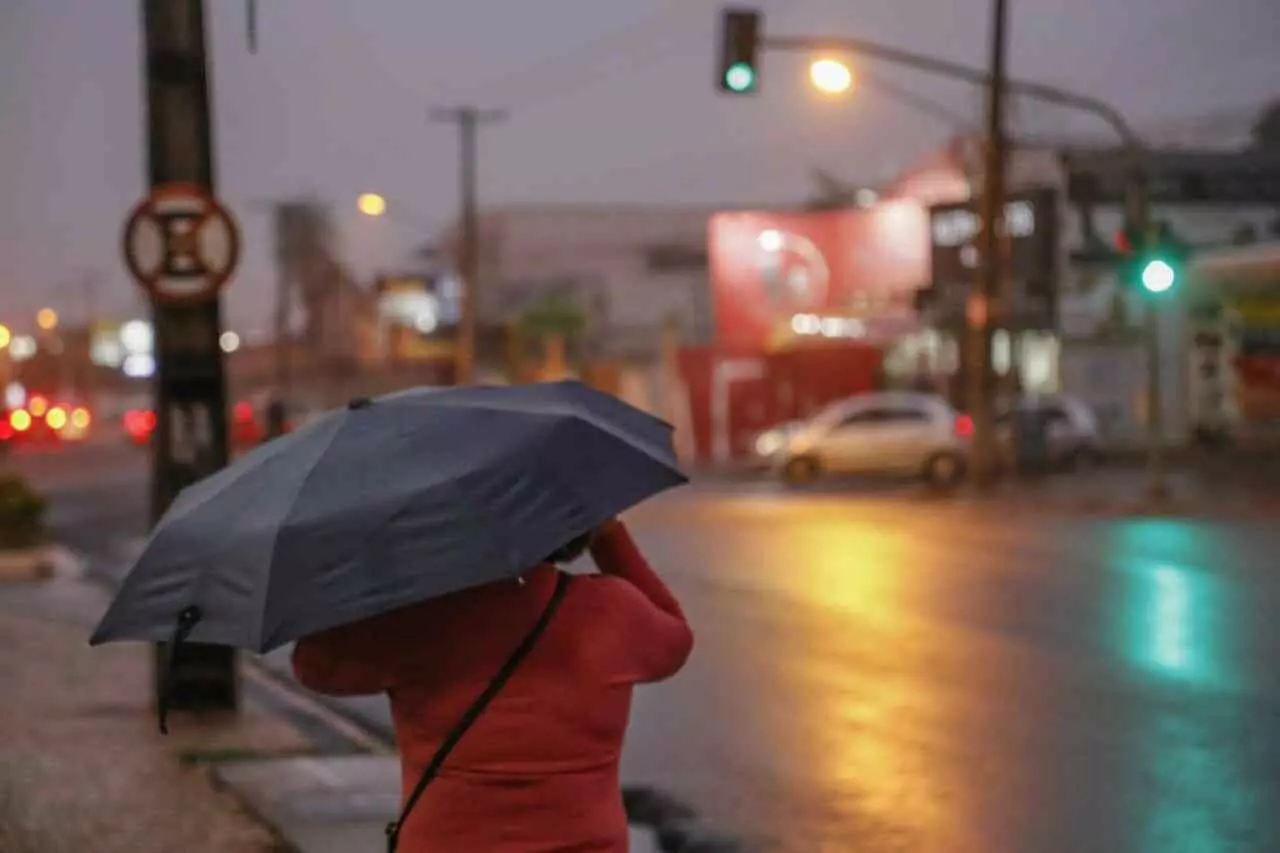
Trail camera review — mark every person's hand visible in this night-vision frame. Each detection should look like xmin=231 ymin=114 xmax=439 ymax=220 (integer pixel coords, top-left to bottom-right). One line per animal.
xmin=591 ymin=518 xmax=622 ymax=542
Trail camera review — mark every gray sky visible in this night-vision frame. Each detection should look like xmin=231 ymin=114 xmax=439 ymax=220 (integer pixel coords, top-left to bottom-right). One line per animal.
xmin=2 ymin=0 xmax=1276 ymax=335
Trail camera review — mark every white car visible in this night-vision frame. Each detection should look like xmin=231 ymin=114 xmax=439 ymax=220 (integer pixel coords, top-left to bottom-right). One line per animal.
xmin=764 ymin=391 xmax=972 ymax=487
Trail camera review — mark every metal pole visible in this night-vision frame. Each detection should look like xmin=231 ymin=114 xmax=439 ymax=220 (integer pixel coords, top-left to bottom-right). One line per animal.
xmin=431 ymin=106 xmax=506 ymax=385
xmin=765 ymin=32 xmax=1139 ymax=148
xmin=1127 ymin=179 xmax=1166 ymax=500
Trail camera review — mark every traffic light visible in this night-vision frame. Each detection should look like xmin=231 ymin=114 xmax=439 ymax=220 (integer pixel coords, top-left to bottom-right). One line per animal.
xmin=1114 ymin=221 xmax=1189 ymax=296
xmin=718 ymin=8 xmax=761 ymax=94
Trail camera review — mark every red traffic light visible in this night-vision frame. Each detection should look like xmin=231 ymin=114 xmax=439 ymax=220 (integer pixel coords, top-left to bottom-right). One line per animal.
xmin=1114 ymin=229 xmax=1133 ymax=254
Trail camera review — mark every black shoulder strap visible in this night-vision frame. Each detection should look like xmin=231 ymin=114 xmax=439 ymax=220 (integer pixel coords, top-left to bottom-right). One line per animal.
xmin=385 ymin=571 xmax=572 ymax=852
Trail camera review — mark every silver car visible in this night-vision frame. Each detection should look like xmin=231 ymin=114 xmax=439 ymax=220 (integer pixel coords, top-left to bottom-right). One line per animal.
xmin=764 ymin=391 xmax=972 ymax=487
xmin=996 ymin=394 xmax=1103 ymax=470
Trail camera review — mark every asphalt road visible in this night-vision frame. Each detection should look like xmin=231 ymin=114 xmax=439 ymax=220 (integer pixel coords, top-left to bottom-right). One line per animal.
xmin=13 ymin=444 xmax=1280 ymax=853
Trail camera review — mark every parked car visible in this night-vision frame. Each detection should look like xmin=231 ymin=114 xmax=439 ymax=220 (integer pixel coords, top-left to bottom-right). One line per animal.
xmin=995 ymin=394 xmax=1102 ymax=470
xmin=766 ymin=391 xmax=972 ymax=487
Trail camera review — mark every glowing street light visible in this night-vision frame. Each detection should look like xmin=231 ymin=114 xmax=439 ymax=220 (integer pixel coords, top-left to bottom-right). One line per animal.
xmin=219 ymin=331 xmax=241 ymax=353
xmin=0 ymin=324 xmax=10 ymax=350
xmin=36 ymin=308 xmax=58 ymax=331
xmin=357 ymin=193 xmax=388 ymax=217
xmin=809 ymin=58 xmax=855 ymax=95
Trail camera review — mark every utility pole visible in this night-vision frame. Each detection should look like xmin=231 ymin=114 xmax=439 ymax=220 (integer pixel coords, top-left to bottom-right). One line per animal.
xmin=430 ymin=106 xmax=506 ymax=385
xmin=269 ymin=206 xmax=292 ymax=438
xmin=968 ymin=0 xmax=1009 ymax=489
xmin=139 ymin=0 xmax=238 ymax=715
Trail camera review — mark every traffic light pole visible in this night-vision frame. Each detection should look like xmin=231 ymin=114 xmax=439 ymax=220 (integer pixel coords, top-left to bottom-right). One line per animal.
xmin=431 ymin=106 xmax=506 ymax=385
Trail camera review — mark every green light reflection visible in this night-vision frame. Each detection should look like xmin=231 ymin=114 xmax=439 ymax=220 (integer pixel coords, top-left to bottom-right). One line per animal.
xmin=1150 ymin=565 xmax=1192 ymax=674
xmin=1125 ymin=560 xmax=1218 ymax=683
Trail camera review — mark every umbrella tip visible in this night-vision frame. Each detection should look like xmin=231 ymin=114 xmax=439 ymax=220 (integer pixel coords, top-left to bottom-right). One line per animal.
xmin=347 ymin=396 xmax=373 ymax=410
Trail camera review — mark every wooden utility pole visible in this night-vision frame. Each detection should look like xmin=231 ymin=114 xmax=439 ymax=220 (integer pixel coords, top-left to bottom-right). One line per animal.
xmin=430 ymin=106 xmax=506 ymax=384
xmin=968 ymin=0 xmax=1010 ymax=489
xmin=140 ymin=0 xmax=238 ymax=714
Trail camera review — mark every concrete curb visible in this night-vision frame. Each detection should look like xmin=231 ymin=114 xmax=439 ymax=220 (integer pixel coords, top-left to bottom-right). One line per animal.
xmin=0 ymin=543 xmax=84 ymax=582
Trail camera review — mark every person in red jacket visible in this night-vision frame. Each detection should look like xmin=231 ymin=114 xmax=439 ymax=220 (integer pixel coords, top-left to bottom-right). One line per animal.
xmin=291 ymin=518 xmax=693 ymax=853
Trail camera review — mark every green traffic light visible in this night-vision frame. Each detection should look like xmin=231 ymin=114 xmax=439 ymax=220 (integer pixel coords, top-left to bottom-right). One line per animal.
xmin=724 ymin=62 xmax=755 ymax=92
xmin=1141 ymin=259 xmax=1176 ymax=294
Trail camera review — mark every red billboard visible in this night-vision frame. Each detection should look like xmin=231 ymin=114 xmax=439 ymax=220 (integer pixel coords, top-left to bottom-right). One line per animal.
xmin=707 ymin=202 xmax=932 ymax=351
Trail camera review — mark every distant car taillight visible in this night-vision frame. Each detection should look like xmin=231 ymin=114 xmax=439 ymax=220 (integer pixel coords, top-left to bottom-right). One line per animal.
xmin=46 ymin=406 xmax=68 ymax=431
xmin=71 ymin=407 xmax=91 ymax=429
xmin=954 ymin=414 xmax=974 ymax=438
xmin=124 ymin=409 xmax=156 ymax=440
xmin=9 ymin=409 xmax=32 ymax=432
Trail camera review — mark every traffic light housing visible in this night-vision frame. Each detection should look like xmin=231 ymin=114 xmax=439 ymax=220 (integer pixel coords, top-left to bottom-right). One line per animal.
xmin=1114 ymin=220 xmax=1189 ymax=296
xmin=718 ymin=8 xmax=761 ymax=94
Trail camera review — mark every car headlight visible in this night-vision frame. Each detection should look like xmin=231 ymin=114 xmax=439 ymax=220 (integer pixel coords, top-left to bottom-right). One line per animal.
xmin=755 ymin=431 xmax=784 ymax=456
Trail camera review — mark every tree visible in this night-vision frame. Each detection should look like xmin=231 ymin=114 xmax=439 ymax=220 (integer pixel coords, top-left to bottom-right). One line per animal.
xmin=1252 ymin=100 xmax=1280 ymax=150
xmin=519 ymin=293 xmax=587 ymax=342
xmin=518 ymin=293 xmax=588 ymax=381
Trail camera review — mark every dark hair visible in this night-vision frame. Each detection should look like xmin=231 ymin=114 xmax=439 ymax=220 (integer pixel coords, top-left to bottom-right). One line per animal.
xmin=544 ymin=532 xmax=592 ymax=565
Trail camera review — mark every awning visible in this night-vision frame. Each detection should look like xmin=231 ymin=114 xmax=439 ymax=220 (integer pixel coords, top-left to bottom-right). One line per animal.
xmin=1190 ymin=241 xmax=1280 ymax=297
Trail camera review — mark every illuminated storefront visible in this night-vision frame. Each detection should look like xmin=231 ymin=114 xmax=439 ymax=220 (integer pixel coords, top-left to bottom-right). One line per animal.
xmin=1186 ymin=242 xmax=1280 ymax=442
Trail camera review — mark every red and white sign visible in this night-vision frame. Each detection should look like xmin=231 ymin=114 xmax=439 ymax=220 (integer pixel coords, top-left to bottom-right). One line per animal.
xmin=122 ymin=183 xmax=240 ymax=301
xmin=707 ymin=201 xmax=931 ymax=350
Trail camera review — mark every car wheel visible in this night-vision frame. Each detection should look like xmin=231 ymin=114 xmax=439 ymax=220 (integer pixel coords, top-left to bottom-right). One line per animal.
xmin=923 ymin=452 xmax=966 ymax=488
xmin=782 ymin=455 xmax=821 ymax=485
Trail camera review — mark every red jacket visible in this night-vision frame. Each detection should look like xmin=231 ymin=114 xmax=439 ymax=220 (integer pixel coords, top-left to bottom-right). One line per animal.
xmin=291 ymin=520 xmax=693 ymax=853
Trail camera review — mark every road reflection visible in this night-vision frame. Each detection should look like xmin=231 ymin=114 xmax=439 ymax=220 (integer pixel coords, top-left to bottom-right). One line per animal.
xmin=672 ymin=506 xmax=968 ymax=851
xmin=1108 ymin=520 xmax=1231 ymax=687
xmin=1106 ymin=520 xmax=1258 ymax=853
xmin=625 ymin=497 xmax=1279 ymax=853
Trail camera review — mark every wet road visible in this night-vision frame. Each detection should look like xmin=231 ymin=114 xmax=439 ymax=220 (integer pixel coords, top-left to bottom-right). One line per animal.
xmin=15 ymin=445 xmax=1280 ymax=853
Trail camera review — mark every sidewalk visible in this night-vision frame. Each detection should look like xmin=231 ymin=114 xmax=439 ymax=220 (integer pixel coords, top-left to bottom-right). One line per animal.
xmin=0 ymin=576 xmax=305 ymax=853
xmin=212 ymin=754 xmax=664 ymax=853
xmin=0 ymin=567 xmax=675 ymax=853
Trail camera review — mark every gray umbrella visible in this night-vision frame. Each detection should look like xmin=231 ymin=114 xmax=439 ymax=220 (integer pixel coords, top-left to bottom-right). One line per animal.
xmin=89 ymin=380 xmax=686 ymax=660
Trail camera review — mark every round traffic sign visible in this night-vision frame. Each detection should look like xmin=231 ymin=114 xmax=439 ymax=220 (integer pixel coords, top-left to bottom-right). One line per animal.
xmin=122 ymin=183 xmax=240 ymax=301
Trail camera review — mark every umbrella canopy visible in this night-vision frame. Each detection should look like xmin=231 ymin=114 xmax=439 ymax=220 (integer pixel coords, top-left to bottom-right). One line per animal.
xmin=90 ymin=381 xmax=686 ymax=655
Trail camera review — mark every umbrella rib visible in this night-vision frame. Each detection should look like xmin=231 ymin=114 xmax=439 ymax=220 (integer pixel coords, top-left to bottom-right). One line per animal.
xmin=417 ymin=398 xmax=680 ymax=472
xmin=254 ymin=417 xmax=351 ymax=649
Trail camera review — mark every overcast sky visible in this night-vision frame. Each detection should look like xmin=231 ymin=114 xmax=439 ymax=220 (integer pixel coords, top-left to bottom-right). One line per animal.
xmin=2 ymin=0 xmax=1277 ymax=335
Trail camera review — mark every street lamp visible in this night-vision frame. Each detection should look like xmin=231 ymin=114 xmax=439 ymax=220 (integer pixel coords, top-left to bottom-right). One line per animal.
xmin=809 ymin=58 xmax=855 ymax=95
xmin=357 ymin=192 xmax=388 ymax=217
xmin=0 ymin=324 xmax=10 ymax=350
xmin=36 ymin=308 xmax=58 ymax=331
